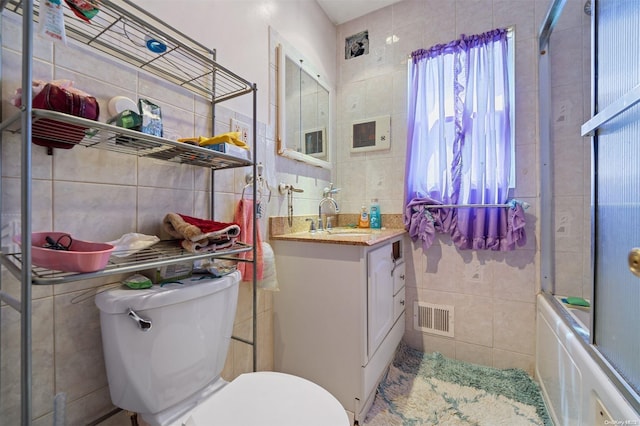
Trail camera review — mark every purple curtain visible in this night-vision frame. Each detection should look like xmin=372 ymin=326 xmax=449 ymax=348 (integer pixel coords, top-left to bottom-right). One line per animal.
xmin=404 ymin=28 xmax=525 ymax=251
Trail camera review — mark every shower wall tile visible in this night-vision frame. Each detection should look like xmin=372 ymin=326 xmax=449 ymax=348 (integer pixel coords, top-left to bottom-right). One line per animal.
xmin=554 ymin=251 xmax=585 ymax=297
xmin=551 ymin=82 xmax=585 ymax=140
xmin=554 ymin=196 xmax=585 ymax=253
xmin=554 ymin=0 xmax=587 ymax=32
xmin=553 ymin=136 xmax=585 ymax=197
xmin=550 ymin=27 xmax=584 ymax=88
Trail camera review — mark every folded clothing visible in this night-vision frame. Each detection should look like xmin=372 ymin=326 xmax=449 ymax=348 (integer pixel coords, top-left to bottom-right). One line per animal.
xmin=163 ymin=213 xmax=241 ymax=253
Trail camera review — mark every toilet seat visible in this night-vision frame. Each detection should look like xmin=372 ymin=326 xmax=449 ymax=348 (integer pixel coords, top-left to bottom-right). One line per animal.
xmin=172 ymin=371 xmax=349 ymax=426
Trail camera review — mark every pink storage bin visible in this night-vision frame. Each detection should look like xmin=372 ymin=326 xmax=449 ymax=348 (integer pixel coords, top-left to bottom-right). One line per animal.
xmin=14 ymin=232 xmax=115 ymax=273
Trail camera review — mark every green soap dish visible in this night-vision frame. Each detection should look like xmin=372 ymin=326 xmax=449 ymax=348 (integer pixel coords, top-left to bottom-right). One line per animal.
xmin=563 ymin=296 xmax=590 ymax=307
xmin=123 ymin=274 xmax=153 ymax=289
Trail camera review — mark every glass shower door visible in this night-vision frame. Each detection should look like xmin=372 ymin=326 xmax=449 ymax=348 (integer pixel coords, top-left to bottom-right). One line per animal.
xmin=587 ymin=0 xmax=640 ymax=400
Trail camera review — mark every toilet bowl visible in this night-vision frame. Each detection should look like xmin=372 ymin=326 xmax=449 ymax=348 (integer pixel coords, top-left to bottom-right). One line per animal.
xmin=95 ymin=271 xmax=348 ymax=426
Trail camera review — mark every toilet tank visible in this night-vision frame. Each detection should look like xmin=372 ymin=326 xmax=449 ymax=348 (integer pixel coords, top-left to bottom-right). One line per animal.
xmin=95 ymin=271 xmax=241 ymax=415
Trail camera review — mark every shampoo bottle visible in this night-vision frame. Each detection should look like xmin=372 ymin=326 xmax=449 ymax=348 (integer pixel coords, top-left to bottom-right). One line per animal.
xmin=358 ymin=205 xmax=370 ymax=228
xmin=369 ymin=198 xmax=381 ymax=229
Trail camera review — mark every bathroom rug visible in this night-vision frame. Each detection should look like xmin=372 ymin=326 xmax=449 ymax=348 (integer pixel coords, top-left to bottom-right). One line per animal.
xmin=364 ymin=342 xmax=551 ymax=425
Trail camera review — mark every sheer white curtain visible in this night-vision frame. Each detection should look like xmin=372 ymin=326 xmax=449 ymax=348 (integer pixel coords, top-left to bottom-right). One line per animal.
xmin=405 ymin=29 xmax=524 ymax=251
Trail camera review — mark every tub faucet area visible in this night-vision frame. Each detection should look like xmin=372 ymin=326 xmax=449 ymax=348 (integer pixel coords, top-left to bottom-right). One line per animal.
xmin=318 ymin=183 xmax=340 ymax=231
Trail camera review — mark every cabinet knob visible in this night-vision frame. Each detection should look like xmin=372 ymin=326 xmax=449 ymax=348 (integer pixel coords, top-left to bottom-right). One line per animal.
xmin=400 ymin=274 xmax=405 ymax=280
xmin=400 ymin=299 xmax=405 ymax=306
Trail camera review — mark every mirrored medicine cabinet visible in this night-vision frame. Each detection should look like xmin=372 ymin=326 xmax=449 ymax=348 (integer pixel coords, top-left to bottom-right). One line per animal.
xmin=277 ymin=43 xmax=332 ymax=169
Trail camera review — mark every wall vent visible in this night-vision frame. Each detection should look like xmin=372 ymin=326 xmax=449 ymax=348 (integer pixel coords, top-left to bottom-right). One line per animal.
xmin=413 ymin=302 xmax=454 ymax=337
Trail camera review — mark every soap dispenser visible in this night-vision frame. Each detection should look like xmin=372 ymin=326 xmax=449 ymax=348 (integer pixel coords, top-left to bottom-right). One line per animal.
xmin=358 ymin=205 xmax=370 ymax=228
xmin=369 ymin=199 xmax=381 ymax=229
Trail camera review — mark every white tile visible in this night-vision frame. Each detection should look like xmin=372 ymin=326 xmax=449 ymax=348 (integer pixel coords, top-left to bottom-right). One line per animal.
xmin=494 ymin=0 xmax=536 ymax=40
xmin=54 ymin=292 xmax=107 ymax=402
xmin=53 ymin=148 xmax=137 ymax=185
xmin=454 ymin=293 xmax=494 ymax=348
xmin=137 ymin=186 xmax=194 ymax=237
xmin=54 ymin=42 xmax=137 ymax=94
xmin=493 ymin=299 xmax=535 ymax=355
xmin=53 ymin=181 xmax=137 ymax=242
xmin=455 ymin=0 xmax=494 ymax=37
xmin=1 ymin=298 xmax=55 ymax=422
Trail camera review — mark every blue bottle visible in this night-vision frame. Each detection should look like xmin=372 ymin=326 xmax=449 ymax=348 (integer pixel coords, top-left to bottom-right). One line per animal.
xmin=369 ymin=198 xmax=381 ymax=229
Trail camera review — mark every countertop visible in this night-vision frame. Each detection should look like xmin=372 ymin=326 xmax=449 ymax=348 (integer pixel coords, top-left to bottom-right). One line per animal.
xmin=270 ymin=227 xmax=406 ymax=246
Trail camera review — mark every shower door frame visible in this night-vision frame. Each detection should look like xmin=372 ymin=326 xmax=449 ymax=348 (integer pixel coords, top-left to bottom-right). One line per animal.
xmin=539 ymin=0 xmax=640 ymax=414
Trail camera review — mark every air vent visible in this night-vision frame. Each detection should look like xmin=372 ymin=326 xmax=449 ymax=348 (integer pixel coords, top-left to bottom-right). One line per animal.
xmin=413 ymin=302 xmax=454 ymax=337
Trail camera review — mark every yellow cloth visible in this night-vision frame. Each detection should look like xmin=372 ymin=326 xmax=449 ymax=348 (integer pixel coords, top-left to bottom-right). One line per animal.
xmin=177 ymin=132 xmax=249 ymax=150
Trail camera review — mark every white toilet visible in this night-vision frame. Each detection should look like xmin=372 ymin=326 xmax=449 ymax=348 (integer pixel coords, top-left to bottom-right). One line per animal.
xmin=95 ymin=271 xmax=349 ymax=426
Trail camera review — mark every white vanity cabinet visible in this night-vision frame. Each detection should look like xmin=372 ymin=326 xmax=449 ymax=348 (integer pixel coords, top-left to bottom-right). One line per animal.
xmin=272 ymin=234 xmax=406 ymax=424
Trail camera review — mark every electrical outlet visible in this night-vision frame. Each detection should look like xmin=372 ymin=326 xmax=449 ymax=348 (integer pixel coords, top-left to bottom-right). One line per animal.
xmin=230 ymin=118 xmax=250 ymax=143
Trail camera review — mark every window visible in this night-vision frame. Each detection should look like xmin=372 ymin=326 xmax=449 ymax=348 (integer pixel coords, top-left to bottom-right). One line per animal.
xmin=404 ymin=28 xmax=523 ymax=251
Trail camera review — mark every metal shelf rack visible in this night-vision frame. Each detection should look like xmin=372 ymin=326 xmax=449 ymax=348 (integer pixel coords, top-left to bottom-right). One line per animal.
xmin=0 ymin=1 xmax=259 ymax=424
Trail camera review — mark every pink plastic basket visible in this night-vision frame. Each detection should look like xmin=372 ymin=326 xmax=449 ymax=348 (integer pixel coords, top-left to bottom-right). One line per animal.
xmin=14 ymin=232 xmax=115 ymax=273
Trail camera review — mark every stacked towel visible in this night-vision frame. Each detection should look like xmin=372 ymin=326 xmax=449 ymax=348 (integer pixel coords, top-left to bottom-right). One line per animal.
xmin=163 ymin=213 xmax=241 ymax=253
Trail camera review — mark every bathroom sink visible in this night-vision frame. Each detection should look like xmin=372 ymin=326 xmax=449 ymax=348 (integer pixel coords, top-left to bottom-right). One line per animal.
xmin=326 ymin=228 xmax=378 ymax=237
xmin=326 ymin=232 xmax=371 ymax=237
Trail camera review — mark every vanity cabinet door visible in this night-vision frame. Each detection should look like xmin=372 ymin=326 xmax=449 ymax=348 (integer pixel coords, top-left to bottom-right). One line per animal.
xmin=367 ymin=243 xmax=394 ymax=358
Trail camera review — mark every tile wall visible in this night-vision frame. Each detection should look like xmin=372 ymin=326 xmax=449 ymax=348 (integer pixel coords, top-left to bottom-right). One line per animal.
xmin=332 ymin=0 xmax=589 ymax=375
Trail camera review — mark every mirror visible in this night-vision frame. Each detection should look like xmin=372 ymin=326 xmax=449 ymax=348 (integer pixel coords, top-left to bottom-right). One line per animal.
xmin=277 ymin=43 xmax=332 ymax=169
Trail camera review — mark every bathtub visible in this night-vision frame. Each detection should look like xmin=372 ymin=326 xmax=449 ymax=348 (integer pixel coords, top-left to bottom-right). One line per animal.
xmin=536 ymin=293 xmax=640 ymax=425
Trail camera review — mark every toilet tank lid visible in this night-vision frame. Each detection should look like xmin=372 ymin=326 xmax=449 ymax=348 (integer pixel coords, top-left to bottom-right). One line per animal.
xmin=95 ymin=271 xmax=241 ymax=314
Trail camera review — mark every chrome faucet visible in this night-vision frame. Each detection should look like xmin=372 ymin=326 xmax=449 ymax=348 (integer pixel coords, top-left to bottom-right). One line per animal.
xmin=318 ymin=183 xmax=340 ymax=231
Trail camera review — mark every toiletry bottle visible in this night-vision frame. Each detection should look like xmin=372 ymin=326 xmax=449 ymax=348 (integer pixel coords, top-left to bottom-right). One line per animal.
xmin=358 ymin=205 xmax=370 ymax=228
xmin=370 ymin=198 xmax=381 ymax=229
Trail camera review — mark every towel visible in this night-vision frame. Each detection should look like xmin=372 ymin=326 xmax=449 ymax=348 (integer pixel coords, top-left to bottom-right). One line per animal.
xmin=162 ymin=213 xmax=241 ymax=253
xmin=177 ymin=132 xmax=249 ymax=150
xmin=107 ymin=233 xmax=160 ymax=257
xmin=258 ymin=242 xmax=279 ymax=291
xmin=234 ymin=199 xmax=263 ymax=281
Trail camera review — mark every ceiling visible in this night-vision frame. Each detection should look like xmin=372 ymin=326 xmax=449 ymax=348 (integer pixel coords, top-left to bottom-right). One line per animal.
xmin=316 ymin=0 xmax=403 ymax=25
